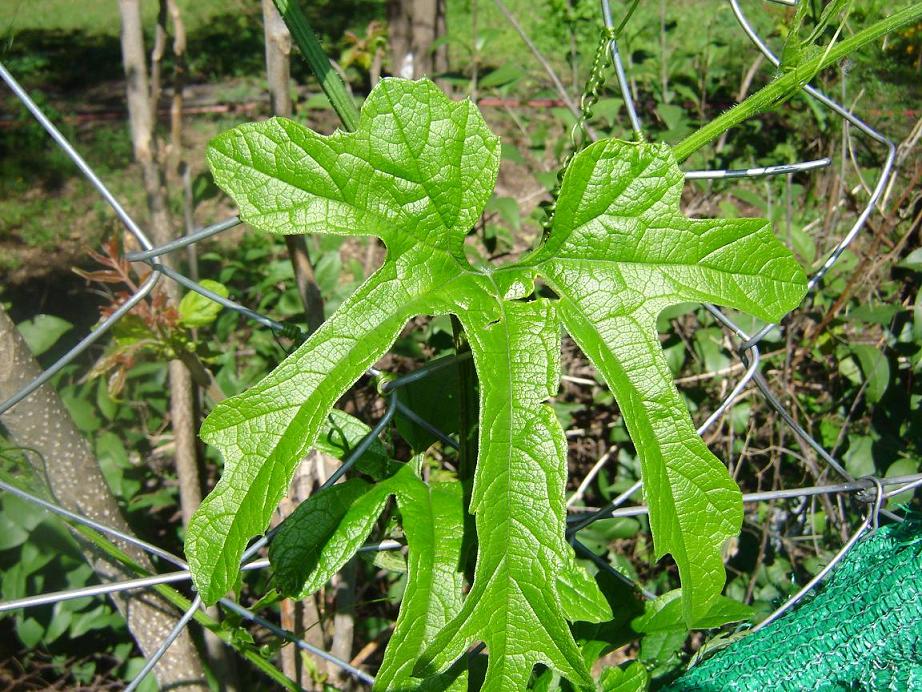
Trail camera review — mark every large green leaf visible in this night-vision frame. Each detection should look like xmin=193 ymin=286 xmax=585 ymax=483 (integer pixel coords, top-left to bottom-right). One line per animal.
xmin=530 ymin=139 xmax=807 ymax=623
xmin=189 ymin=78 xmax=807 ymax=686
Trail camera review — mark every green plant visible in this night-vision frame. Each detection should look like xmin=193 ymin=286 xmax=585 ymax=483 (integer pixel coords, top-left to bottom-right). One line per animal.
xmin=178 ymin=1 xmax=922 ymax=684
xmin=183 ymin=70 xmax=811 ymax=687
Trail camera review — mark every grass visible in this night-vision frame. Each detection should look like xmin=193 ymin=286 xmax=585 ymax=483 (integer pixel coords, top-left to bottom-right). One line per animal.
xmin=0 ymin=0 xmax=234 ymax=37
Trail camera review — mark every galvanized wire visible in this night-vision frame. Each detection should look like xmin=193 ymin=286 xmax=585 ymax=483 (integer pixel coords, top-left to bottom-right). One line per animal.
xmin=0 ymin=0 xmax=917 ymax=686
xmin=125 ymin=595 xmax=202 ymax=692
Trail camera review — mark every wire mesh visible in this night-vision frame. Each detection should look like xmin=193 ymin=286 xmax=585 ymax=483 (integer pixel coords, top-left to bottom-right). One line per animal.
xmin=0 ymin=0 xmax=919 ymax=688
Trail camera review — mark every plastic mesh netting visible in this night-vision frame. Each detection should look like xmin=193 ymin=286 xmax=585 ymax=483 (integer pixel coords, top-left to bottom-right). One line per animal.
xmin=671 ymin=520 xmax=922 ymax=691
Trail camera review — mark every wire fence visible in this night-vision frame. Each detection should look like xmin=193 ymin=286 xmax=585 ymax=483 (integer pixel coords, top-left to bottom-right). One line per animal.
xmin=0 ymin=0 xmax=920 ymax=688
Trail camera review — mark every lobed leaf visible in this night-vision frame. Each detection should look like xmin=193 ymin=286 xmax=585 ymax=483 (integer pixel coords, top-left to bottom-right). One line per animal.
xmin=268 ymin=463 xmax=469 ymax=691
xmin=533 ymin=139 xmax=806 ymax=623
xmin=190 ymin=79 xmax=808 ymax=684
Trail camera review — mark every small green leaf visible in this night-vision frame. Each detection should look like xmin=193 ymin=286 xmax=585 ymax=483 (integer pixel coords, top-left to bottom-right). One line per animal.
xmin=0 ymin=512 xmax=29 ymax=551
xmin=16 ymin=617 xmax=45 ymax=648
xmin=16 ymin=314 xmax=72 ymax=356
xmin=844 ymin=435 xmax=875 ymax=478
xmin=600 ymin=661 xmax=649 ymax=692
xmin=316 ymin=409 xmax=395 ymax=480
xmin=69 ymin=603 xmax=122 ymax=637
xmin=178 ymin=279 xmax=229 ymax=327
xmin=846 ymin=303 xmax=902 ymax=325
xmin=556 ymin=561 xmax=614 ymax=625
xmin=478 ymin=64 xmax=524 ymax=89
xmin=485 ymin=195 xmax=521 ymax=231
xmin=501 ymin=142 xmax=526 ymax=164
xmin=657 ymin=103 xmax=691 ymax=139
xmin=632 ymin=590 xmax=753 ymax=633
xmin=96 ymin=431 xmax=130 ymax=498
xmin=639 ymin=628 xmax=687 ymax=668
xmin=372 ymin=548 xmax=408 ymax=573
xmin=111 ymin=313 xmax=156 ymax=346
xmin=270 ymin=466 xmax=469 ymax=690
xmin=885 ymin=458 xmax=920 ymax=506
xmin=44 ymin=605 xmax=73 ymax=644
xmin=694 ymin=328 xmax=731 ymax=373
xmin=850 ymin=344 xmax=890 ymax=404
xmin=898 ymin=247 xmax=922 ymax=271
xmin=269 ymin=476 xmax=390 ymax=597
xmin=577 ymin=517 xmax=641 ymax=554
xmin=61 ymin=388 xmax=101 ymax=433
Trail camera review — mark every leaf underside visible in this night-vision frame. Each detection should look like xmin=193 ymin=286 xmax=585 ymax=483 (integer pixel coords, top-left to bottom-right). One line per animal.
xmin=187 ymin=78 xmax=807 ymax=689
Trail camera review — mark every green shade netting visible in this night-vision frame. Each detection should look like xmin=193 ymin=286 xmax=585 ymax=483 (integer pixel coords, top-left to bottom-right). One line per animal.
xmin=670 ymin=520 xmax=922 ymax=691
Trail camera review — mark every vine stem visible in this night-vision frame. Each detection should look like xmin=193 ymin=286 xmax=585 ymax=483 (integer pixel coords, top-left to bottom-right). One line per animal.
xmin=672 ymin=4 xmax=922 ymax=162
xmin=271 ymin=0 xmax=360 ymax=132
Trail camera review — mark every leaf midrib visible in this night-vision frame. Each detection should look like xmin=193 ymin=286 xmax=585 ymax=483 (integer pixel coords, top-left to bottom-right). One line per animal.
xmin=546 ymin=254 xmax=804 ymax=285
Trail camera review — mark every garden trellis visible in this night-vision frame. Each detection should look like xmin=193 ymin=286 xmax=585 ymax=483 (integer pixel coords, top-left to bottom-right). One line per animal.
xmin=1 ymin=0 xmax=920 ymax=688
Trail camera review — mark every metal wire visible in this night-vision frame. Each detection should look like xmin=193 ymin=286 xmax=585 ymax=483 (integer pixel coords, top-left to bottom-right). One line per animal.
xmin=0 ymin=570 xmax=193 ymax=614
xmin=573 ymin=538 xmax=657 ymax=600
xmin=567 ymin=474 xmax=922 ymax=523
xmin=381 ymin=351 xmax=473 ymax=392
xmin=0 ymin=64 xmax=154 ymax=251
xmin=750 ymin=477 xmax=885 ymax=633
xmin=125 ymin=595 xmax=202 ymax=692
xmin=600 ymin=0 xmax=643 ymax=139
xmin=0 ymin=478 xmax=185 ymax=568
xmin=395 ymin=398 xmax=461 ymax=450
xmin=0 ymin=0 xmax=917 ymax=686
xmin=152 ymin=261 xmax=298 ymax=336
xmin=728 ymin=0 xmax=897 ymax=337
xmin=126 ymin=216 xmax=242 ymax=262
xmin=0 ymin=474 xmax=388 ymax=682
xmin=0 ymin=271 xmax=161 ymax=416
xmin=219 ymin=598 xmax=376 ymax=686
xmin=685 ymin=157 xmax=832 ymax=180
